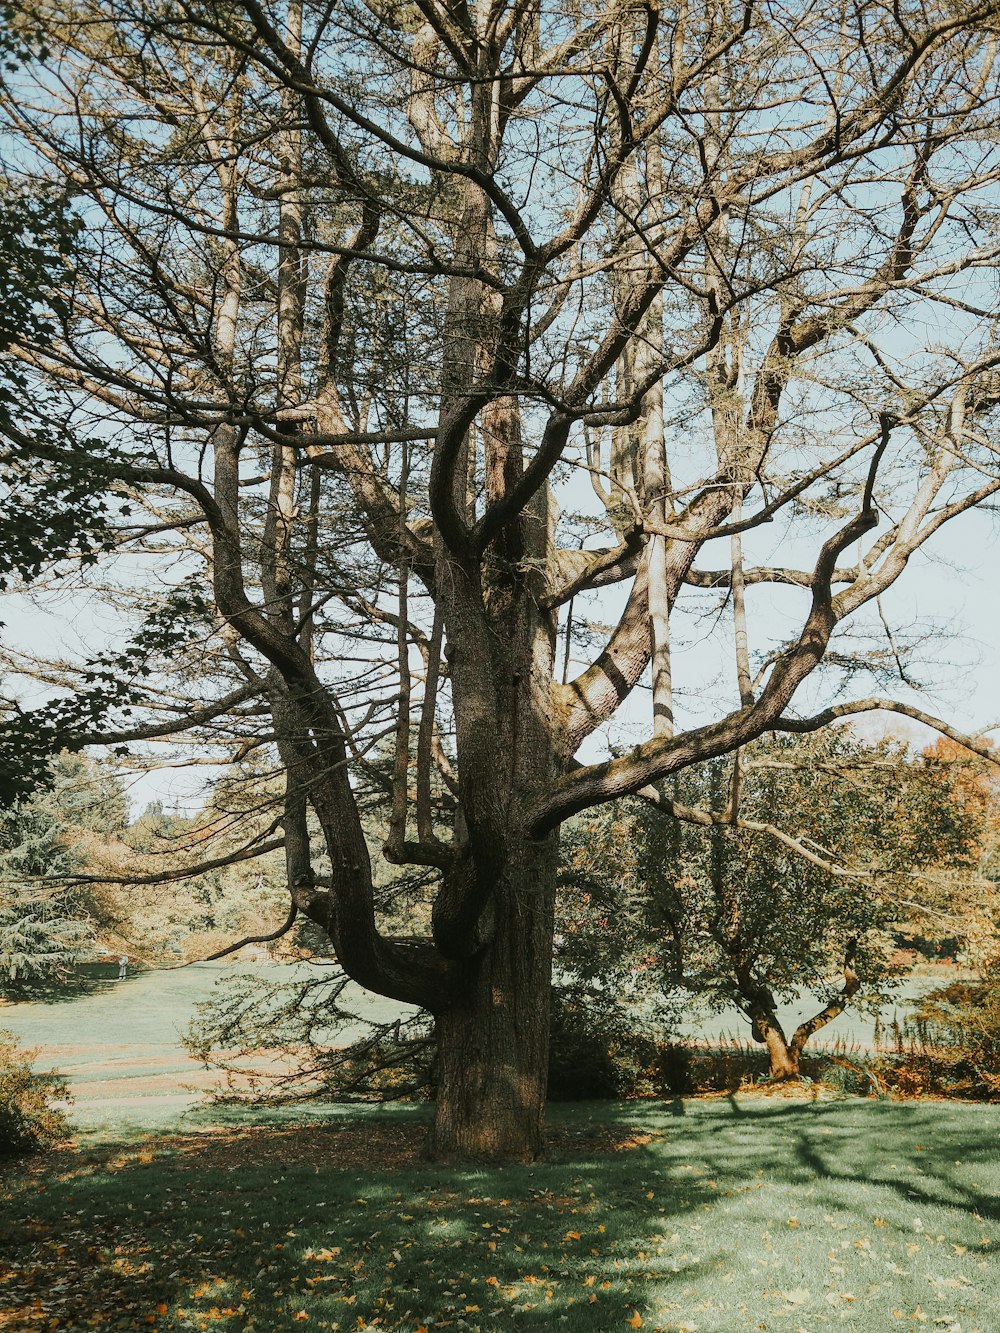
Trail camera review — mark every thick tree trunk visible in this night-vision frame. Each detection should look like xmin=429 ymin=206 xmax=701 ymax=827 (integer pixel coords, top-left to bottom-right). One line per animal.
xmin=759 ymin=1022 xmax=800 ymax=1080
xmin=426 ymin=380 xmax=559 ymax=1160
xmin=746 ymin=995 xmax=801 ymax=1080
xmin=431 ymin=835 xmax=558 ymax=1160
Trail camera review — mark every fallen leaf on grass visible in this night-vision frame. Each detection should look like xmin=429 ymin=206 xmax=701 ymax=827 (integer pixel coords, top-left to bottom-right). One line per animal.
xmin=782 ymin=1289 xmax=811 ymax=1306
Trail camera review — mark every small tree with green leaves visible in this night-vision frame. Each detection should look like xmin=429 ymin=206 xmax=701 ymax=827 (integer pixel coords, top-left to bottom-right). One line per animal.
xmin=561 ymin=733 xmax=990 ymax=1080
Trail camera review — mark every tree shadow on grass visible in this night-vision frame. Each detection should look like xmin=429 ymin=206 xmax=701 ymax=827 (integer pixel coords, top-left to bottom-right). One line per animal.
xmin=0 ymin=1098 xmax=996 ymax=1331
xmin=786 ymin=1099 xmax=1000 ymax=1222
xmin=1 ymin=1103 xmax=729 ymax=1330
xmin=2 ymin=962 xmax=127 ymax=1006
xmin=670 ymin=1096 xmax=1000 ymax=1214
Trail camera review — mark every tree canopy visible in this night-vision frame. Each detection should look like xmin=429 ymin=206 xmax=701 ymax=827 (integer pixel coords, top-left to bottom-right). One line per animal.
xmin=562 ymin=732 xmax=994 ymax=1077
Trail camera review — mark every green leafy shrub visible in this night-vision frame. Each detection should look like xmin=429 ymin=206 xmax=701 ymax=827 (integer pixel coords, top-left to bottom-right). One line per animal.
xmin=893 ymin=950 xmax=1000 ymax=1100
xmin=656 ymin=1043 xmax=695 ymax=1095
xmin=0 ymin=1029 xmax=71 ymax=1155
xmin=651 ymin=1040 xmax=870 ymax=1096
xmin=547 ymin=987 xmax=661 ymax=1100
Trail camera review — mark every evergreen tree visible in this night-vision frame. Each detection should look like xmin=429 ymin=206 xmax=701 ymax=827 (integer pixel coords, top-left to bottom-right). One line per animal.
xmin=0 ymin=753 xmax=127 ymax=995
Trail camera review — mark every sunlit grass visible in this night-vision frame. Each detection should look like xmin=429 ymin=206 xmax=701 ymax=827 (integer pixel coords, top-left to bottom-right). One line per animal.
xmin=1 ymin=1097 xmax=997 ymax=1331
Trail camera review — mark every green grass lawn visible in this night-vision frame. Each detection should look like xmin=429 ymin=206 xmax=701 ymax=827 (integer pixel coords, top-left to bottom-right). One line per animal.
xmin=0 ymin=962 xmax=417 ymax=1133
xmin=0 ymin=961 xmax=957 ymax=1137
xmin=1 ymin=1097 xmax=996 ymax=1332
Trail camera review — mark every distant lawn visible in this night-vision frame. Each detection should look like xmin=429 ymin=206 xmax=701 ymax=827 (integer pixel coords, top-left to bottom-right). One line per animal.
xmin=1 ymin=1097 xmax=997 ymax=1332
xmin=0 ymin=961 xmax=955 ymax=1137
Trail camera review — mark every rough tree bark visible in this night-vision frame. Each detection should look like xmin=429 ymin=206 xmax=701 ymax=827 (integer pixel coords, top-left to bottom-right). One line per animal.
xmin=739 ymin=938 xmax=862 ymax=1080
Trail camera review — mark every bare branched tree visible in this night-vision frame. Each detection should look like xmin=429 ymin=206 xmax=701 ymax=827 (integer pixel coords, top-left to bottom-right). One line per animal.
xmin=4 ymin=0 xmax=1000 ymax=1157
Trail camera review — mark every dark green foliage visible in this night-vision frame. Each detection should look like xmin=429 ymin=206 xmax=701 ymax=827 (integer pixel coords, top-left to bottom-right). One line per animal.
xmin=0 ymin=754 xmax=126 ymax=994
xmin=0 ymin=9 xmax=138 ymax=805
xmin=0 ymin=179 xmax=122 ymax=595
xmin=0 ymin=2 xmax=51 ymax=65
xmin=547 ymin=986 xmax=661 ymax=1100
xmin=0 ymin=427 xmax=123 ymax=593
xmin=0 ymin=784 xmax=83 ymax=993
xmin=0 ymin=168 xmax=120 ymax=597
xmin=0 ymin=189 xmax=71 ymax=359
xmin=0 ymin=167 xmax=120 ymax=588
xmin=656 ymin=1043 xmax=695 ymax=1095
xmin=0 ymin=890 xmax=88 ymax=995
xmin=0 ymin=1029 xmax=69 ymax=1155
xmin=0 ymin=583 xmax=211 ymax=807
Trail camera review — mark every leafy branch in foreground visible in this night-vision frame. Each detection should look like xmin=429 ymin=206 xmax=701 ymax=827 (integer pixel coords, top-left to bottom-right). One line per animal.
xmin=185 ymin=966 xmax=435 ymax=1105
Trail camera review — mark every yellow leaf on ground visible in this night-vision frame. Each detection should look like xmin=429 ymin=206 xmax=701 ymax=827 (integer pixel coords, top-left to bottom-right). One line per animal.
xmin=627 ymin=1312 xmax=642 ymax=1328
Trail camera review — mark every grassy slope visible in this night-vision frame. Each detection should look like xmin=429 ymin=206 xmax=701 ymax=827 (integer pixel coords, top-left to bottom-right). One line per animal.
xmin=1 ymin=1098 xmax=996 ymax=1333
xmin=0 ymin=963 xmax=415 ymax=1131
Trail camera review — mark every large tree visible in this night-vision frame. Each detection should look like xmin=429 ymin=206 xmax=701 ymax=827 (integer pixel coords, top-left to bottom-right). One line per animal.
xmin=4 ymin=0 xmax=1000 ymax=1156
